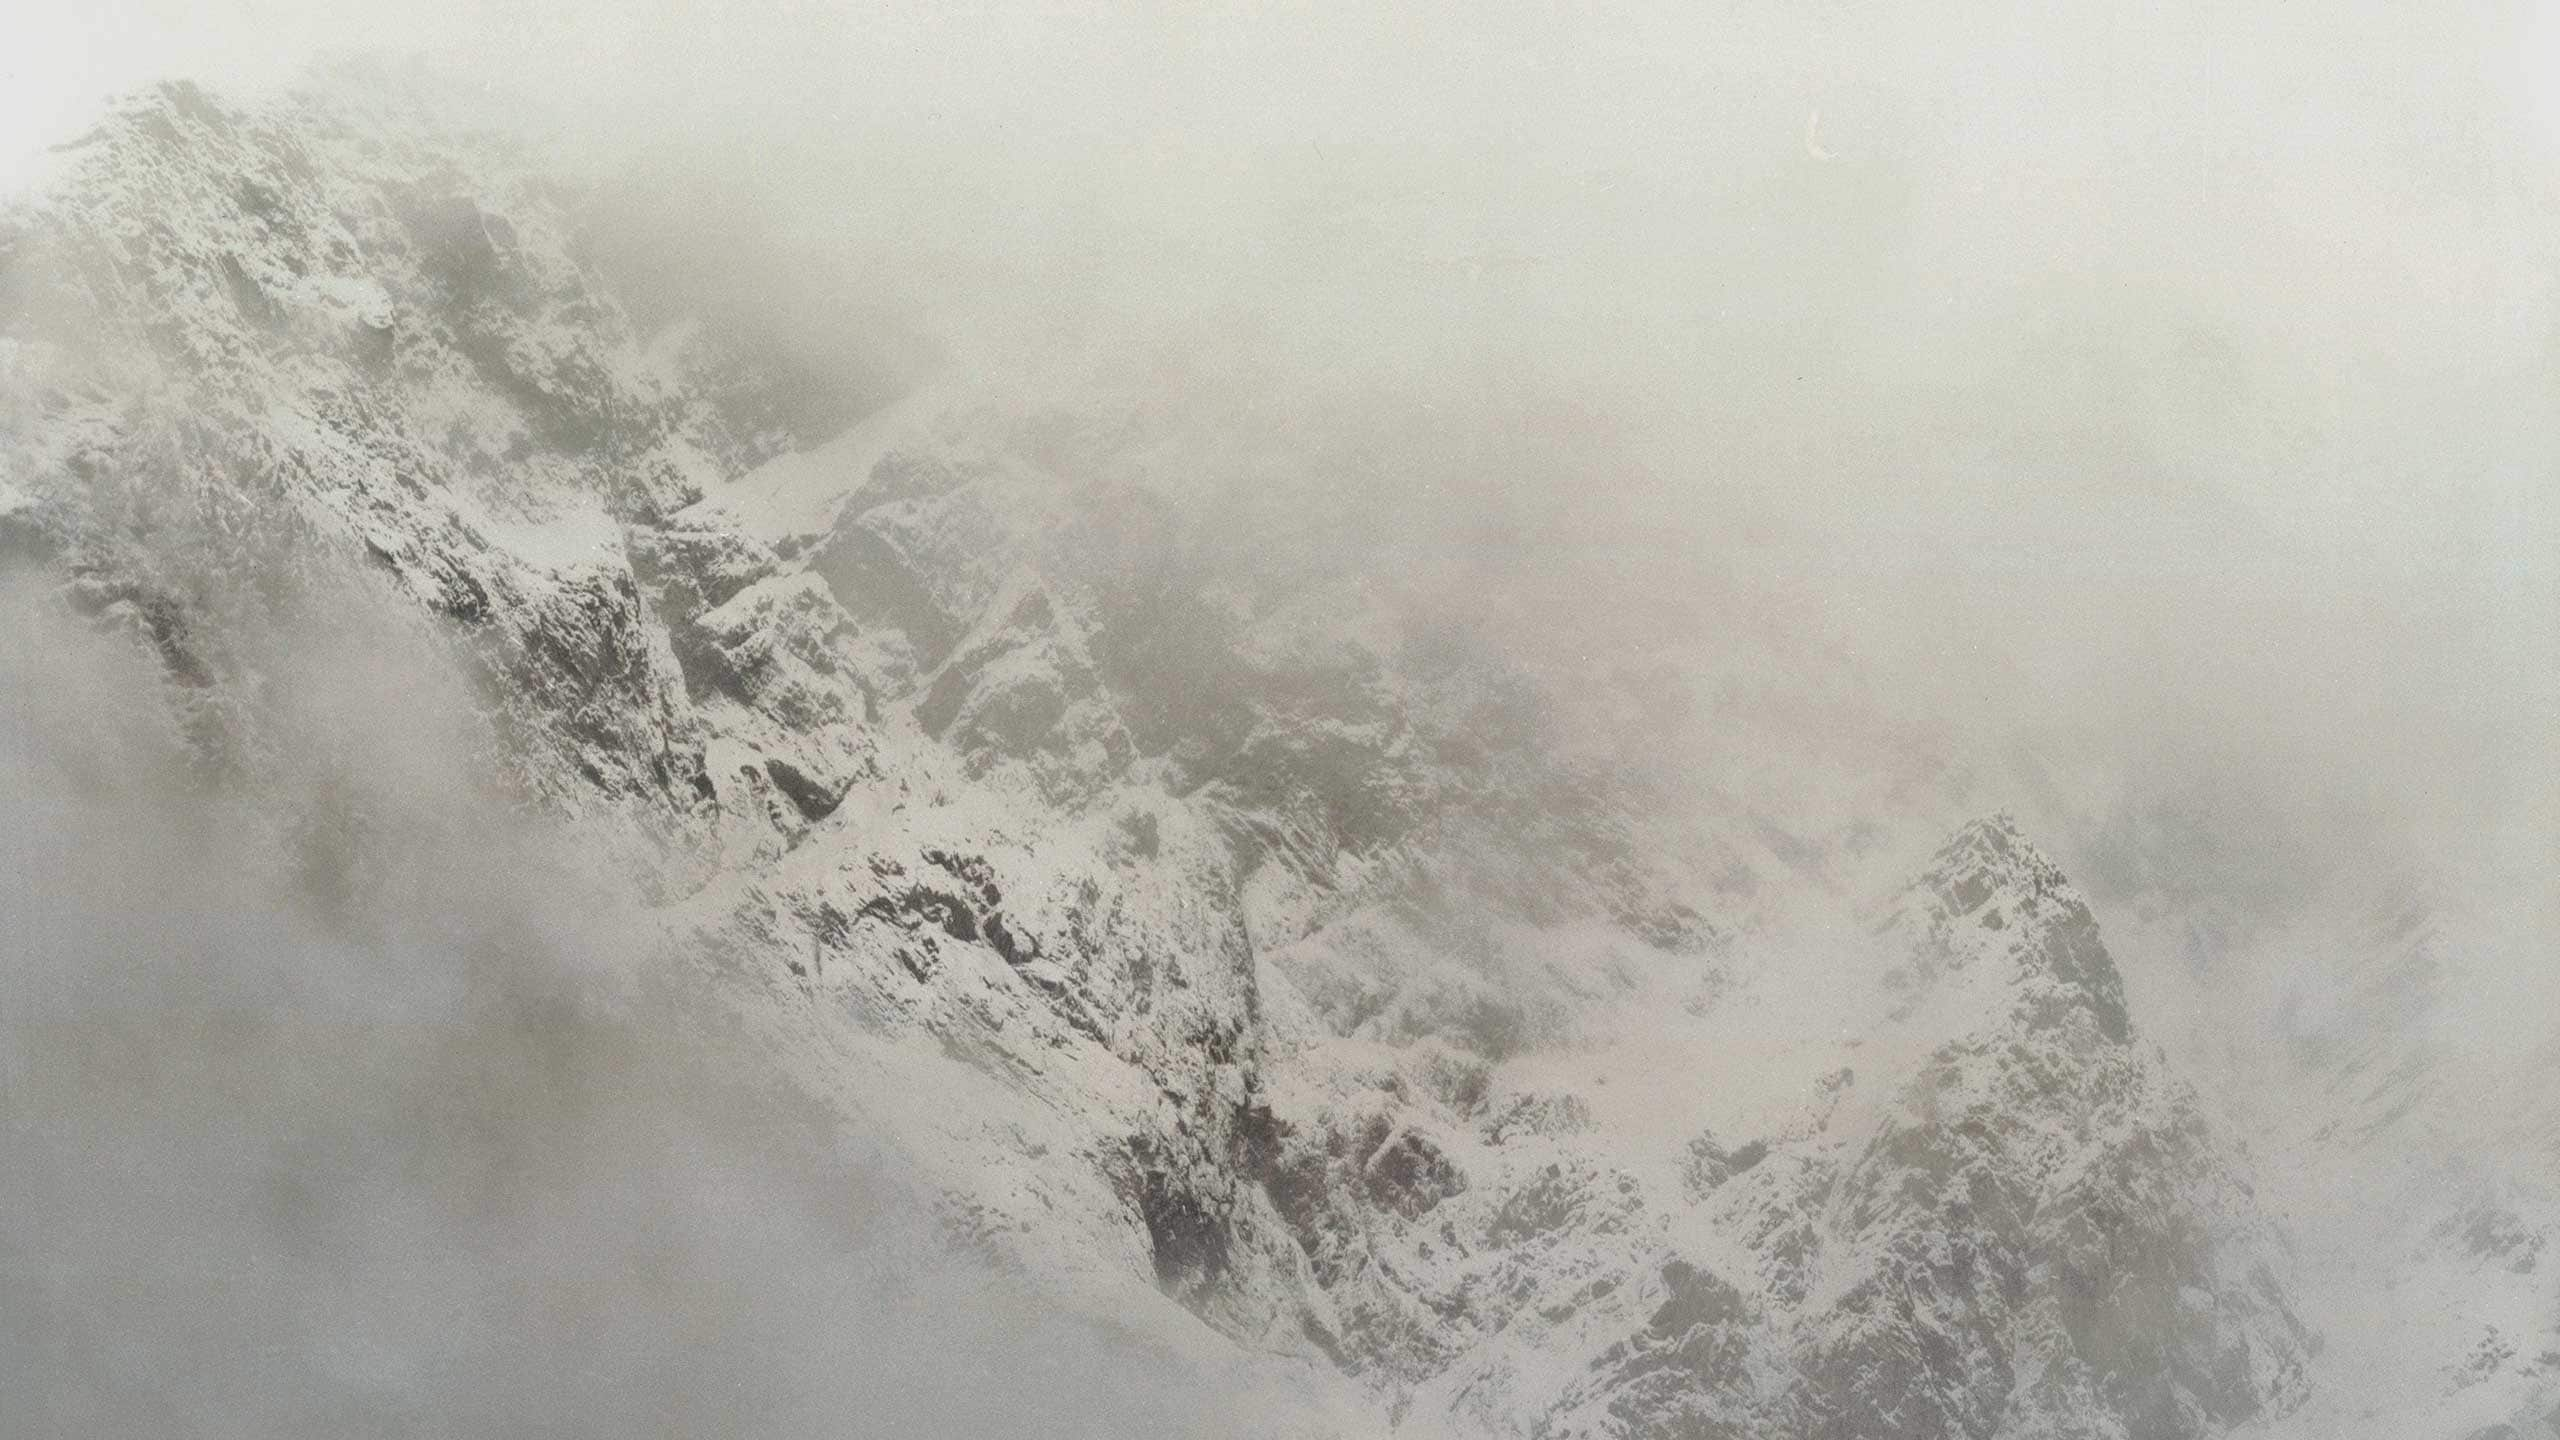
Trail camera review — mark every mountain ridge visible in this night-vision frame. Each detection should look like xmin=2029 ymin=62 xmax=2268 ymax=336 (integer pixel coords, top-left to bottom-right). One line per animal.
xmin=1 ymin=69 xmax=2480 ymax=1440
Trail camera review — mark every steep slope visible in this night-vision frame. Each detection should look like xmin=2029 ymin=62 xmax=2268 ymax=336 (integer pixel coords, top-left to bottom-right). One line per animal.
xmin=2063 ymin=803 xmax=2560 ymax=1440
xmin=2232 ymin=895 xmax=2560 ymax=1440
xmin=3 ymin=70 xmax=2329 ymax=1439
xmin=0 ymin=66 xmax=1696 ymax=1389
xmin=1268 ymin=815 xmax=2313 ymax=1438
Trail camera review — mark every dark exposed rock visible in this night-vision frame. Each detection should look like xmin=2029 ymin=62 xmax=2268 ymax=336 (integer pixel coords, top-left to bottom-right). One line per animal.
xmin=1681 ymin=1136 xmax=1767 ymax=1196
xmin=762 ymin=757 xmax=847 ymax=822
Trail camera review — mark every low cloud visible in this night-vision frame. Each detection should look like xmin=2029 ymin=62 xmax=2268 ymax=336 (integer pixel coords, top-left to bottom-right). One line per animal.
xmin=0 ymin=587 xmax=1250 ymax=1438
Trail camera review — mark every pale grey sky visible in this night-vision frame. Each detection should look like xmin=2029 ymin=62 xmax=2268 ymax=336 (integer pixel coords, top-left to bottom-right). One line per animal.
xmin=7 ymin=0 xmax=2554 ymax=952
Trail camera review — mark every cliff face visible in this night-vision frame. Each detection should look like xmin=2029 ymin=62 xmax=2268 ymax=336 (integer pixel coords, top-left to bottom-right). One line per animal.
xmin=1295 ymin=815 xmax=2313 ymax=1440
xmin=2 ymin=73 xmax=2328 ymax=1438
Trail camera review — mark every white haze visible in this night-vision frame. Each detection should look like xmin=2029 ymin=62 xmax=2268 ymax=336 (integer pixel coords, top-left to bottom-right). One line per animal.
xmin=0 ymin=583 xmax=1279 ymax=1436
xmin=8 ymin=4 xmax=2553 ymax=867
xmin=3 ymin=0 xmax=2556 ymax=1427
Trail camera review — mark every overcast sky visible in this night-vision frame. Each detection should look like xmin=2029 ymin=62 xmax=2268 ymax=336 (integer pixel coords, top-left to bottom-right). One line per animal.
xmin=3 ymin=10 xmax=2555 ymax=1432
xmin=7 ymin=0 xmax=2553 ymax=958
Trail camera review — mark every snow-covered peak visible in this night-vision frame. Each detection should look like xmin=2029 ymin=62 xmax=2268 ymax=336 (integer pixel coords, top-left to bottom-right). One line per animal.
xmin=1884 ymin=810 xmax=2134 ymax=1045
xmin=1914 ymin=810 xmax=2063 ymax=913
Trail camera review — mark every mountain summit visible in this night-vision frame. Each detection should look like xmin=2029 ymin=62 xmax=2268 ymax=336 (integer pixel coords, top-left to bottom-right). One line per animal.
xmin=1888 ymin=811 xmax=2135 ymax=1043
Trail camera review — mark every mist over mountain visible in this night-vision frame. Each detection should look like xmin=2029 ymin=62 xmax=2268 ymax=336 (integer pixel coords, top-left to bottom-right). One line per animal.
xmin=2 ymin=5 xmax=2553 ymax=1437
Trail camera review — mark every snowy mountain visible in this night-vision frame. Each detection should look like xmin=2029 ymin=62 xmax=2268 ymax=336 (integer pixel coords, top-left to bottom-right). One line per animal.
xmin=2 ymin=68 xmax=2540 ymax=1440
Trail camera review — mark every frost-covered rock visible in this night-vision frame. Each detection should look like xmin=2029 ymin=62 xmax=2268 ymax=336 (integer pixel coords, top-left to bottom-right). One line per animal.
xmin=2 ymin=69 xmax=2343 ymax=1440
